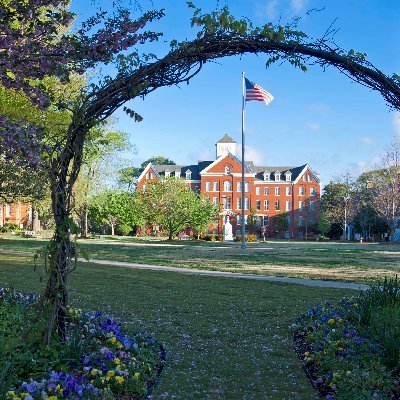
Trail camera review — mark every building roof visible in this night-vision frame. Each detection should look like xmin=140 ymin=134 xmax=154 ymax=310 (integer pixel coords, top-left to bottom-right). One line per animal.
xmin=152 ymin=162 xmax=213 ymax=181
xmin=216 ymin=134 xmax=237 ymax=144
xmin=253 ymin=164 xmax=308 ymax=181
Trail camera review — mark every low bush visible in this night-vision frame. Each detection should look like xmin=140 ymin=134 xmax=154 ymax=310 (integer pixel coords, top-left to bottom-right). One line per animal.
xmin=294 ymin=277 xmax=400 ymax=399
xmin=0 ymin=288 xmax=165 ymax=400
xmin=199 ymin=233 xmax=222 ymax=241
xmin=234 ymin=234 xmax=258 ymax=242
xmin=0 ymin=223 xmax=24 ymax=235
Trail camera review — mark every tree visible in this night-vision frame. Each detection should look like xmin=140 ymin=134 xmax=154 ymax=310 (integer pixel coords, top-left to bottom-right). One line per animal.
xmin=369 ymin=142 xmax=400 ymax=240
xmin=89 ymin=190 xmax=141 ymax=235
xmin=3 ymin=2 xmax=400 ymax=343
xmin=321 ymin=176 xmax=357 ymax=240
xmin=140 ymin=156 xmax=176 ymax=168
xmin=275 ymin=212 xmax=290 ymax=233
xmin=316 ymin=210 xmax=331 ymax=236
xmin=300 ymin=197 xmax=319 ymax=240
xmin=118 ymin=166 xmax=140 ymax=192
xmin=188 ymin=195 xmax=219 ymax=239
xmin=140 ymin=178 xmax=201 ymax=240
xmin=73 ymin=122 xmax=131 ymax=237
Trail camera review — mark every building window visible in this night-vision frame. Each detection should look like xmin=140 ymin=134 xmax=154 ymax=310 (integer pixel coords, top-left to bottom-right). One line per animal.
xmin=274 ymin=200 xmax=280 ymax=211
xmin=263 ymin=172 xmax=270 ymax=181
xmin=299 ymin=187 xmax=305 ymax=196
xmin=298 ymin=216 xmax=303 ymax=227
xmin=223 ymin=180 xmax=232 ymax=191
xmin=256 ymin=187 xmax=261 ymax=195
xmin=286 ymin=187 xmax=291 ymax=196
xmin=263 ymin=216 xmax=269 ymax=226
xmin=310 ymin=187 xmax=316 ymax=196
xmin=237 ymin=197 xmax=242 ymax=210
xmin=222 ymin=196 xmax=231 ymax=209
xmin=206 ymin=182 xmax=211 ymax=191
xmin=165 ymin=171 xmax=171 ymax=178
xmin=287 ymin=215 xmax=291 ymax=226
xmin=308 ymin=174 xmax=312 ymax=182
xmin=309 ymin=200 xmax=315 ymax=211
xmin=275 ymin=187 xmax=280 ymax=196
xmin=213 ymin=182 xmax=219 ymax=191
xmin=142 ymin=184 xmax=146 ymax=191
xmin=5 ymin=203 xmax=11 ymax=217
xmin=256 ymin=200 xmax=261 ymax=210
xmin=186 ymin=171 xmax=192 ymax=180
xmin=244 ymin=197 xmax=249 ymax=210
xmin=245 ymin=182 xmax=250 ymax=192
xmin=275 ymin=172 xmax=281 ymax=181
xmin=236 ymin=182 xmax=241 ymax=192
xmin=286 ymin=201 xmax=291 ymax=211
xmin=150 ymin=172 xmax=154 ymax=179
xmin=175 ymin=171 xmax=180 ymax=178
xmin=193 ymin=185 xmax=199 ymax=192
xmin=145 ymin=172 xmax=149 ymax=179
xmin=285 ymin=172 xmax=292 ymax=181
xmin=225 ymin=166 xmax=231 ymax=174
xmin=264 ymin=187 xmax=269 ymax=195
xmin=213 ymin=197 xmax=218 ymax=205
xmin=302 ymin=175 xmax=306 ymax=182
xmin=264 ymin=200 xmax=269 ymax=211
xmin=299 ymin=201 xmax=303 ymax=210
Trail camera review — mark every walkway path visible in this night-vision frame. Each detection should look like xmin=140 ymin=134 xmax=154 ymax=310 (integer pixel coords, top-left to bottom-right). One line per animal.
xmin=0 ymin=249 xmax=369 ymax=291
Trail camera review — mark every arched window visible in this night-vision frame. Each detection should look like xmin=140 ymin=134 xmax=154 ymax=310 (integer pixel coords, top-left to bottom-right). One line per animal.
xmin=225 ymin=166 xmax=231 ymax=174
xmin=185 ymin=170 xmax=192 ymax=180
xmin=223 ymin=180 xmax=232 ymax=191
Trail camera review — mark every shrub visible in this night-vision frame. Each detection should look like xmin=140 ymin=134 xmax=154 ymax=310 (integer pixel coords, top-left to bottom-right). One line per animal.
xmin=0 ymin=223 xmax=23 ymax=235
xmin=199 ymin=233 xmax=222 ymax=241
xmin=116 ymin=224 xmax=132 ymax=236
xmin=234 ymin=234 xmax=258 ymax=242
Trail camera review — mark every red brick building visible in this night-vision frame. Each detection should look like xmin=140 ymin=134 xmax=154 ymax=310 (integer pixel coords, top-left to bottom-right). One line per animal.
xmin=137 ymin=134 xmax=321 ymax=238
xmin=0 ymin=202 xmax=30 ymax=228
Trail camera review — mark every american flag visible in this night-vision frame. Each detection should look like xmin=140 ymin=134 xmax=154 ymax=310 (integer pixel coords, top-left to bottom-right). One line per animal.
xmin=245 ymin=78 xmax=274 ymax=106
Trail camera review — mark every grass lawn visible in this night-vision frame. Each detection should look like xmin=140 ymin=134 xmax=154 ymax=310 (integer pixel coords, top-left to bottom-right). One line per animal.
xmin=1 ymin=235 xmax=400 ymax=282
xmin=0 ymin=252 xmax=354 ymax=399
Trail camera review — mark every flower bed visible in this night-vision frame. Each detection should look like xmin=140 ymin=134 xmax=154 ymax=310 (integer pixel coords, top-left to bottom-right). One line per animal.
xmin=293 ymin=278 xmax=400 ymax=399
xmin=0 ymin=288 xmax=165 ymax=400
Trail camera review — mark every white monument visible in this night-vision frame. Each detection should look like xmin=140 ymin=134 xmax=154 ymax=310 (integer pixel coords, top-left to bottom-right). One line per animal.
xmin=223 ymin=216 xmax=233 ymax=241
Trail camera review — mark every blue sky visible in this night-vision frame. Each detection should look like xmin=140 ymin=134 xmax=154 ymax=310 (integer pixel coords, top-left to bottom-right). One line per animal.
xmin=73 ymin=0 xmax=400 ymax=186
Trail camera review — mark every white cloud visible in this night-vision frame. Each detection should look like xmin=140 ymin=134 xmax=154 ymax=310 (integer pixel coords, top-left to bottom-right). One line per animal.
xmin=290 ymin=0 xmax=308 ymax=14
xmin=245 ymin=146 xmax=265 ymax=164
xmin=307 ymin=122 xmax=320 ymax=131
xmin=359 ymin=136 xmax=373 ymax=145
xmin=393 ymin=112 xmax=400 ymax=139
xmin=255 ymin=0 xmax=279 ymax=21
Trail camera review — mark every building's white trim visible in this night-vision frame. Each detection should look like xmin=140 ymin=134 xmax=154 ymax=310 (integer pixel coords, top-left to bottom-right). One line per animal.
xmin=137 ymin=162 xmax=161 ymax=182
xmin=200 ymin=152 xmax=253 ymax=175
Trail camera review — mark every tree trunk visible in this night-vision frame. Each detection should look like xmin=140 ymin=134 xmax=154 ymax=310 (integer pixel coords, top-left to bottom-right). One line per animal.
xmin=168 ymin=222 xmax=173 ymax=240
xmin=81 ymin=205 xmax=88 ymax=237
xmin=111 ymin=223 xmax=115 ymax=235
xmin=32 ymin=205 xmax=40 ymax=231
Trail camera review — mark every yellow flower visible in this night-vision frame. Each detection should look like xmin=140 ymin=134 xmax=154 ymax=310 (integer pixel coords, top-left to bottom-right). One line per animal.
xmin=107 ymin=371 xmax=116 ymax=377
xmin=133 ymin=372 xmax=140 ymax=380
xmin=328 ymin=318 xmax=335 ymax=325
xmin=48 ymin=396 xmax=58 ymax=400
xmin=109 ymin=337 xmax=117 ymax=344
xmin=91 ymin=369 xmax=98 ymax=376
xmin=114 ymin=358 xmax=120 ymax=365
xmin=115 ymin=376 xmax=125 ymax=384
xmin=304 ymin=351 xmax=310 ymax=356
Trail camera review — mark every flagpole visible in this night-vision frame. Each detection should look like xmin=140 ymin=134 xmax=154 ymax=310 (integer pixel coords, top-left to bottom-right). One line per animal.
xmin=241 ymin=72 xmax=246 ymax=250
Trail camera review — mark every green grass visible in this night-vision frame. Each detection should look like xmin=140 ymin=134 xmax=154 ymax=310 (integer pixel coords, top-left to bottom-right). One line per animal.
xmin=0 ymin=252 xmax=353 ymax=399
xmin=1 ymin=235 xmax=400 ymax=282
